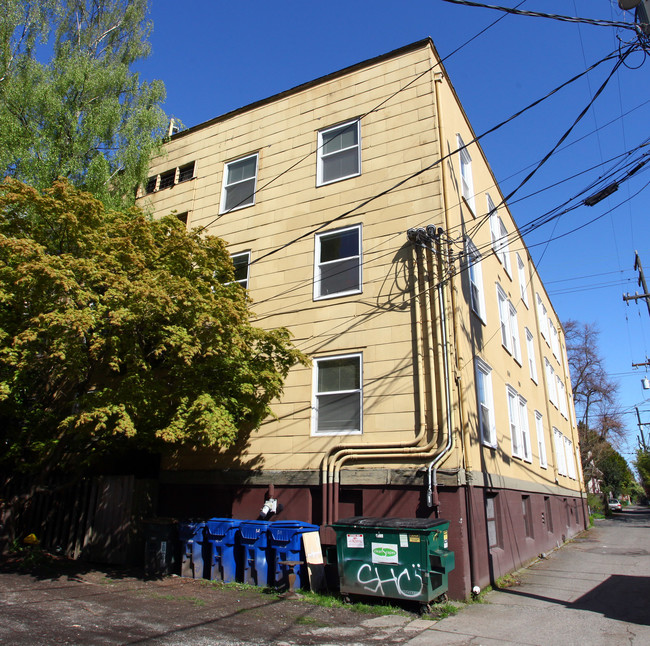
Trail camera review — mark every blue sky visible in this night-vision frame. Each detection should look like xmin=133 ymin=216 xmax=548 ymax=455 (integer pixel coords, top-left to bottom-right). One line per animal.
xmin=138 ymin=0 xmax=650 ymax=466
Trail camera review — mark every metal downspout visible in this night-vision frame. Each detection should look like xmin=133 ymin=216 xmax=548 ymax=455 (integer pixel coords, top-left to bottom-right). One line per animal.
xmin=432 ymin=67 xmax=480 ymax=590
xmin=322 ymin=240 xmax=431 ymax=526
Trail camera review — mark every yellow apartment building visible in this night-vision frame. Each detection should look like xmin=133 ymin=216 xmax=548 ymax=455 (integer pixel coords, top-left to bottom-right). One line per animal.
xmin=138 ymin=38 xmax=586 ymax=599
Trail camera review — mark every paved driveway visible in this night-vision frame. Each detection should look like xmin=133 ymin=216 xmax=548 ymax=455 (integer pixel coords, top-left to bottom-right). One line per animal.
xmin=1 ymin=507 xmax=649 ymax=645
xmin=406 ymin=506 xmax=650 ymax=645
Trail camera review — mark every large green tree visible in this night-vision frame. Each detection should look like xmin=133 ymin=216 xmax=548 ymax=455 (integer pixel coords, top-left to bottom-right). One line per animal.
xmin=0 ymin=0 xmax=167 ymax=209
xmin=0 ymin=179 xmax=307 ymax=476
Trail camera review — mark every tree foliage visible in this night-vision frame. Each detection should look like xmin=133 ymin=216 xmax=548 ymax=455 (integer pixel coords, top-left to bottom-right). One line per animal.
xmin=0 ymin=179 xmax=307 ymax=476
xmin=636 ymin=448 xmax=650 ymax=498
xmin=0 ymin=0 xmax=167 ymax=209
xmin=564 ymin=319 xmax=624 ymax=440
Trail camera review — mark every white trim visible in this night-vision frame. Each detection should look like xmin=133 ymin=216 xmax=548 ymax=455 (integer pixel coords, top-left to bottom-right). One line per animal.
xmin=230 ymin=251 xmax=251 ymax=289
xmin=314 ymin=224 xmax=362 ymax=300
xmin=525 ymin=327 xmax=538 ymax=383
xmin=535 ymin=410 xmax=548 ymax=469
xmin=311 ymin=352 xmax=363 ymax=436
xmin=219 ymin=153 xmax=259 ymax=213
xmin=466 ymin=237 xmax=486 ymax=322
xmin=458 ymin=134 xmax=475 ymax=213
xmin=516 ymin=253 xmax=529 ymax=307
xmin=317 ymin=119 xmax=361 ymax=186
xmin=475 ymin=357 xmax=497 ymax=448
xmin=489 ymin=195 xmax=511 ymax=277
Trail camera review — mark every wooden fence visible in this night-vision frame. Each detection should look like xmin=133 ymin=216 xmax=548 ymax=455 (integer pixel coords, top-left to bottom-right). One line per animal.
xmin=0 ymin=476 xmax=157 ymax=565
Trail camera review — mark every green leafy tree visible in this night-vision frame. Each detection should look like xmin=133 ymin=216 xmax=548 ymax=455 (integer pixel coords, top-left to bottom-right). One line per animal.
xmin=0 ymin=0 xmax=166 ymax=209
xmin=636 ymin=449 xmax=650 ymax=498
xmin=598 ymin=445 xmax=634 ymax=497
xmin=0 ymin=179 xmax=307 ymax=477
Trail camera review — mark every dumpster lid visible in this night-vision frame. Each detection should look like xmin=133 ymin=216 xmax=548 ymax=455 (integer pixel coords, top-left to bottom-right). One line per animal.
xmin=331 ymin=516 xmax=449 ymax=530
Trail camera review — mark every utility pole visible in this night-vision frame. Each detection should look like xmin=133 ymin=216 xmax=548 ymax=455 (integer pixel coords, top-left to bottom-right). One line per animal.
xmin=623 ymin=251 xmax=650 ymax=317
xmin=636 ymin=406 xmax=648 ymax=451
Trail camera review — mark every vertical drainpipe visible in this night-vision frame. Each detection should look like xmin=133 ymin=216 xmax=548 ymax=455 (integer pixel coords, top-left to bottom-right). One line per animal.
xmin=321 ymin=240 xmax=432 ymax=528
xmin=432 ymin=67 xmax=480 ymax=590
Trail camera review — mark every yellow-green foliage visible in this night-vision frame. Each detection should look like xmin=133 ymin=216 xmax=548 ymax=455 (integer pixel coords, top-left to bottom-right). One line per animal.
xmin=0 ymin=179 xmax=307 ymax=475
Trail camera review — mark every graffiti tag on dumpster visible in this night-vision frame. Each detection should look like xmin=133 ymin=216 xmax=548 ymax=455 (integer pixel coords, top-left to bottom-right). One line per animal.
xmin=355 ymin=563 xmax=424 ymax=598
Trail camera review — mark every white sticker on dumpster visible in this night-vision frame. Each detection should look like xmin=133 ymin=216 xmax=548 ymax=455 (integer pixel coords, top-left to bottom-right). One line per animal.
xmin=399 ymin=534 xmax=408 ymax=548
xmin=347 ymin=534 xmax=364 ymax=548
xmin=371 ymin=542 xmax=399 ymax=564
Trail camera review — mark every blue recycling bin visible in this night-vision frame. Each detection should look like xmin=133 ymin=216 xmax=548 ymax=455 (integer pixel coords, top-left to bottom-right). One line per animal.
xmin=268 ymin=521 xmax=319 ymax=591
xmin=204 ymin=518 xmax=241 ymax=583
xmin=178 ymin=520 xmax=206 ymax=579
xmin=238 ymin=520 xmax=271 ymax=586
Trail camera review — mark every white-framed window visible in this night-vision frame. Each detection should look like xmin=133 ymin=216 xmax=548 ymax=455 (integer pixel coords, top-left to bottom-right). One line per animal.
xmin=564 ymin=437 xmax=577 ymax=479
xmin=545 ymin=358 xmax=558 ymax=407
xmin=497 ymin=285 xmax=520 ymax=361
xmin=220 ymin=153 xmax=259 ymax=213
xmin=497 ymin=285 xmax=510 ymax=350
xmin=312 ymin=353 xmax=362 ymax=435
xmin=465 ymin=237 xmax=486 ymax=321
xmin=475 ymin=357 xmax=496 ymax=448
xmin=535 ymin=411 xmax=548 ymax=468
xmin=458 ymin=134 xmax=475 ymax=212
xmin=557 ymin=377 xmax=568 ymax=419
xmin=525 ymin=328 xmax=538 ymax=383
xmin=516 ymin=253 xmax=528 ymax=307
xmin=317 ymin=119 xmax=361 ymax=186
xmin=554 ymin=427 xmax=567 ymax=476
xmin=509 ymin=301 xmax=522 ymax=364
xmin=314 ymin=224 xmax=362 ymax=300
xmin=507 ymin=386 xmax=531 ymax=461
xmin=519 ymin=396 xmax=532 ymax=462
xmin=536 ymin=293 xmax=549 ymax=342
xmin=230 ymin=251 xmax=251 ymax=289
xmin=550 ymin=323 xmax=560 ymax=360
xmin=489 ymin=195 xmax=511 ymax=276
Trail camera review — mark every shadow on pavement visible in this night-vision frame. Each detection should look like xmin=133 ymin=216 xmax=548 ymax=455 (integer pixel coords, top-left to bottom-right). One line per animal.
xmin=501 ymin=574 xmax=650 ymax=626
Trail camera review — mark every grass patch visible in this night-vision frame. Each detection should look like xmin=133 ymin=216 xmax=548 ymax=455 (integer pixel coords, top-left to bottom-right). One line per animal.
xmin=494 ymin=573 xmax=520 ymax=589
xmin=299 ymin=591 xmax=409 ymax=617
xmin=420 ymin=601 xmax=459 ymax=621
xmin=295 ymin=615 xmax=330 ymax=627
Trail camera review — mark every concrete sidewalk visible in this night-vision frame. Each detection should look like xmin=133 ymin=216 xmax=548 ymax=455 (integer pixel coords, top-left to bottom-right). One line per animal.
xmin=404 ymin=508 xmax=650 ymax=645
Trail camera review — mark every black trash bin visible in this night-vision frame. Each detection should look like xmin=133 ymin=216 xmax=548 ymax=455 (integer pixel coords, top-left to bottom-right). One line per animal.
xmin=143 ymin=519 xmax=178 ymax=577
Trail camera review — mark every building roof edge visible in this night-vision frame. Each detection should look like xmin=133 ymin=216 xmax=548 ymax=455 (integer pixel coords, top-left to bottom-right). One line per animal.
xmin=171 ymin=38 xmax=434 ymax=140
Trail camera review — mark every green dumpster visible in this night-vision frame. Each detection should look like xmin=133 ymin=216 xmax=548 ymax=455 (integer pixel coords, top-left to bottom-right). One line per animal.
xmin=331 ymin=517 xmax=454 ymax=605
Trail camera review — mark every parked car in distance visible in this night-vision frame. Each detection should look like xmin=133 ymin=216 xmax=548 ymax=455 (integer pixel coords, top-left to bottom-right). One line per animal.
xmin=608 ymin=498 xmax=622 ymax=511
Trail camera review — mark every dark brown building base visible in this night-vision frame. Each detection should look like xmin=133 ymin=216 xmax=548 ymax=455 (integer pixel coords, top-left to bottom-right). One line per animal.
xmin=158 ymin=472 xmax=587 ymax=600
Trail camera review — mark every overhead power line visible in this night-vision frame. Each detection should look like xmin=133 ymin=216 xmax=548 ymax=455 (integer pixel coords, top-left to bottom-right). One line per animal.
xmin=440 ymin=0 xmax=639 ymax=31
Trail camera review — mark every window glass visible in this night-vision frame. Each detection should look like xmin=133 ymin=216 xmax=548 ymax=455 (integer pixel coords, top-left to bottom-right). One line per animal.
xmin=313 ymin=355 xmax=362 ymax=435
xmin=221 ymin=154 xmax=258 ymax=212
xmin=231 ymin=252 xmax=250 ymax=288
xmin=458 ymin=135 xmax=475 ymax=212
xmin=517 ymin=253 xmax=528 ymax=306
xmin=526 ymin=328 xmax=538 ymax=383
xmin=318 ymin=120 xmax=361 ymax=185
xmin=466 ymin=237 xmax=485 ymax=320
xmin=535 ymin=411 xmax=548 ymax=468
xmin=475 ymin=358 xmax=496 ymax=447
xmin=178 ymin=162 xmax=195 ymax=183
xmin=486 ymin=494 xmax=499 ymax=548
xmin=315 ymin=226 xmax=361 ymax=299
